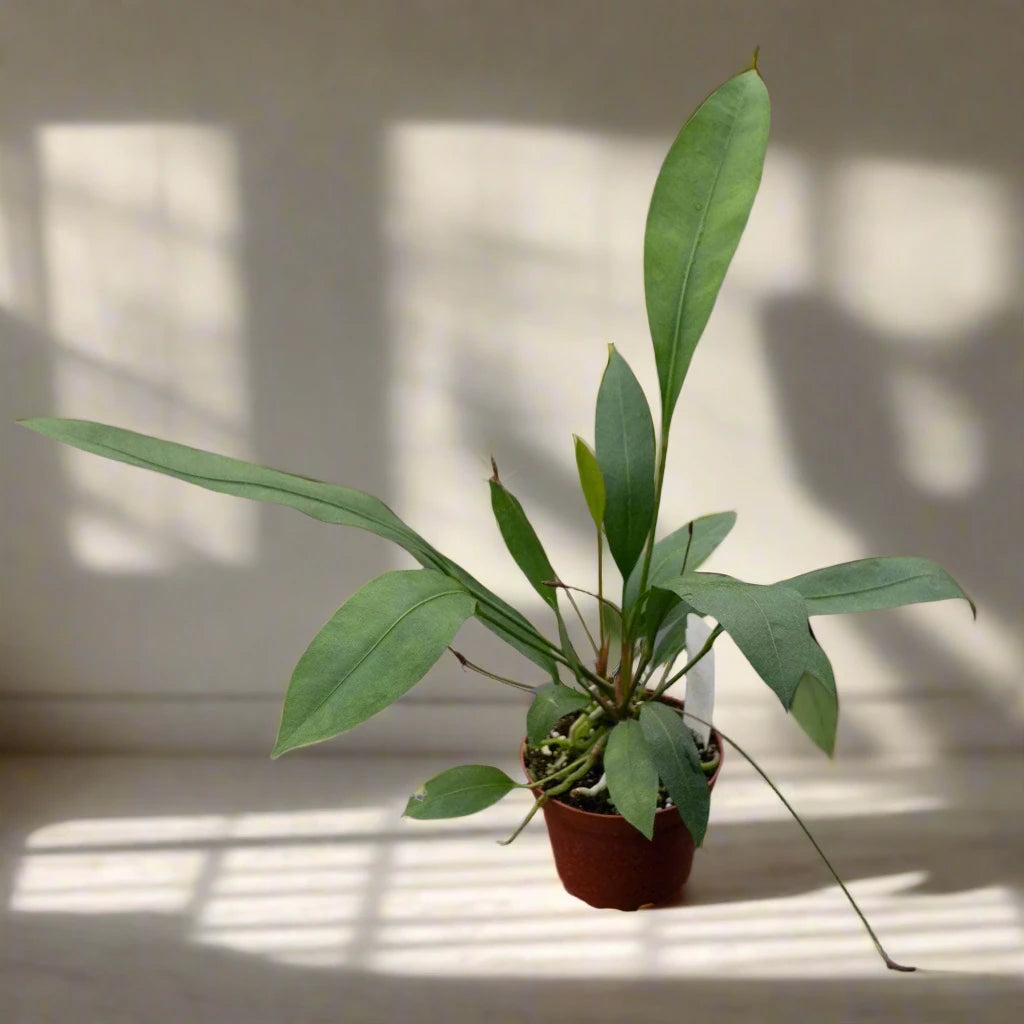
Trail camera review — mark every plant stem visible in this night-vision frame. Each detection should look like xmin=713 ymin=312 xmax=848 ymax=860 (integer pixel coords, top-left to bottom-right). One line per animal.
xmin=545 ymin=580 xmax=624 ymax=623
xmin=447 ymin=648 xmax=536 ymax=693
xmin=501 ymin=732 xmax=608 ymax=845
xmin=497 ymin=797 xmax=545 ymax=846
xmin=683 ymin=711 xmax=916 ymax=973
xmin=654 ymin=624 xmax=723 ymax=698
xmin=636 ymin=429 xmax=670 ymax=601
xmin=519 ymin=750 xmax=592 ymax=789
xmin=596 ymin=526 xmax=605 ymax=652
xmin=562 ymin=587 xmax=600 ymax=657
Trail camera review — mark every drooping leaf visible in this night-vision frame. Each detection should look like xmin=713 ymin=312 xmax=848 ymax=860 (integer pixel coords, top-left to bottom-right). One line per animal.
xmin=594 ymin=347 xmax=657 ymax=579
xmin=489 ymin=475 xmax=558 ymax=610
xmin=526 ymin=683 xmax=591 ymax=746
xmin=639 ymin=701 xmax=711 ymax=846
xmin=604 ymin=719 xmax=660 ymax=840
xmin=681 ymin=613 xmax=715 ymax=746
xmin=645 ymin=68 xmax=770 ymax=427
xmin=404 ymin=765 xmax=518 ymax=819
xmin=272 ymin=569 xmax=475 ymax=756
xmin=573 ymin=435 xmax=606 ymax=530
xmin=19 ymin=418 xmax=558 ymax=677
xmin=657 ymin=573 xmax=810 ymax=708
xmin=625 ymin=510 xmax=738 ymax=610
xmin=781 ymin=557 xmax=976 ymax=619
xmin=789 ymin=628 xmax=839 ymax=756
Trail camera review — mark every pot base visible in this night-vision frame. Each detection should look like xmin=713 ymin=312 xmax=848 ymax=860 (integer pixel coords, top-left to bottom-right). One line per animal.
xmin=524 ymin=707 xmax=723 ymax=911
xmin=539 ymin=792 xmax=698 ymax=910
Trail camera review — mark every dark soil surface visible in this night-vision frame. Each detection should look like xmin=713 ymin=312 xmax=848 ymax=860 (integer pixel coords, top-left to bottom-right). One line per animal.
xmin=524 ymin=711 xmax=719 ymax=816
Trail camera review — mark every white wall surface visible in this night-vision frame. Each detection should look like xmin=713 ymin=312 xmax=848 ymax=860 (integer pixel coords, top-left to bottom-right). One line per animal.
xmin=1 ymin=1 xmax=1021 ymax=759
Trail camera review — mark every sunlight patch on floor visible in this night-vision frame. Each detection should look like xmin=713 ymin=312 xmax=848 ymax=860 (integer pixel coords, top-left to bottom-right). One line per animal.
xmin=10 ymin=799 xmax=1022 ymax=978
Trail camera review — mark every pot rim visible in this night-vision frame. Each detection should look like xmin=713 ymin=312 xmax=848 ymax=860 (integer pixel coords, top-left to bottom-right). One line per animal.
xmin=520 ymin=696 xmax=723 ymax=823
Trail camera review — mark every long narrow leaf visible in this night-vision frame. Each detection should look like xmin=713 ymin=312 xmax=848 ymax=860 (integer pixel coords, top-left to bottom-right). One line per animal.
xmin=658 ymin=573 xmax=810 ymax=708
xmin=781 ymin=557 xmax=976 ymax=618
xmin=645 ymin=68 xmax=770 ymax=426
xmin=604 ymin=719 xmax=660 ymax=840
xmin=594 ymin=347 xmax=656 ymax=579
xmin=639 ymin=701 xmax=711 ymax=846
xmin=489 ymin=474 xmax=558 ymax=610
xmin=20 ymin=418 xmax=558 ymax=677
xmin=273 ymin=569 xmax=475 ymax=755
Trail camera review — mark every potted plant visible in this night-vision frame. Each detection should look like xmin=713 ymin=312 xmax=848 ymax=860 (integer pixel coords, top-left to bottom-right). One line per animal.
xmin=20 ymin=57 xmax=973 ymax=970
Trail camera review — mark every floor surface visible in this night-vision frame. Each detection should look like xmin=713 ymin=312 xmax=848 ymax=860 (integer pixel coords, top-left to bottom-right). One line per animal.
xmin=1 ymin=752 xmax=1021 ymax=1022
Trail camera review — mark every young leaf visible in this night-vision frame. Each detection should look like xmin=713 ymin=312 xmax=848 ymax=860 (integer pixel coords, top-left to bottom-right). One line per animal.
xmin=657 ymin=573 xmax=810 ymax=708
xmin=594 ymin=346 xmax=657 ymax=579
xmin=272 ymin=570 xmax=475 ymax=756
xmin=19 ymin=418 xmax=558 ymax=678
xmin=404 ymin=765 xmax=518 ymax=819
xmin=639 ymin=701 xmax=711 ymax=846
xmin=604 ymin=719 xmax=660 ymax=840
xmin=624 ymin=510 xmax=738 ymax=610
xmin=526 ymin=683 xmax=591 ymax=746
xmin=645 ymin=68 xmax=770 ymax=427
xmin=790 ymin=629 xmax=839 ymax=756
xmin=781 ymin=557 xmax=976 ymax=618
xmin=681 ymin=613 xmax=715 ymax=746
xmin=489 ymin=474 xmax=559 ymax=610
xmin=573 ymin=435 xmax=606 ymax=529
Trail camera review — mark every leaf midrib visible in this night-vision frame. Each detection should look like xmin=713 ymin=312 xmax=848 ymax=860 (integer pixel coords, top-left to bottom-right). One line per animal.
xmin=801 ymin=573 xmax=934 ymax=602
xmin=662 ymin=87 xmax=746 ymax=406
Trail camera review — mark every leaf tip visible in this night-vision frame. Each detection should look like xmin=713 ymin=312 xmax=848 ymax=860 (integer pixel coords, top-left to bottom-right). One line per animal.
xmin=489 ymin=455 xmax=500 ymax=484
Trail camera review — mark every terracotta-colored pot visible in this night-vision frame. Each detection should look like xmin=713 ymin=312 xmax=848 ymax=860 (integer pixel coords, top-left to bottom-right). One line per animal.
xmin=524 ymin=704 xmax=722 ymax=911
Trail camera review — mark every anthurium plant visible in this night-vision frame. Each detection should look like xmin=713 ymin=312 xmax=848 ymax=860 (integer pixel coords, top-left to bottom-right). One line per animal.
xmin=20 ymin=58 xmax=972 ymax=969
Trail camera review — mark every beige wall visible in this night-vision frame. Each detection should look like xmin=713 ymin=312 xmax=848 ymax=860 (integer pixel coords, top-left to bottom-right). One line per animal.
xmin=1 ymin=2 xmax=1020 ymax=758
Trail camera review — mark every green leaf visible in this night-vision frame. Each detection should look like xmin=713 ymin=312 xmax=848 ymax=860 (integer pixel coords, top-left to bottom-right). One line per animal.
xmin=658 ymin=573 xmax=810 ymax=708
xmin=526 ymin=683 xmax=591 ymax=746
xmin=645 ymin=68 xmax=770 ymax=427
xmin=404 ymin=765 xmax=518 ymax=819
xmin=625 ymin=510 xmax=737 ymax=610
xmin=649 ymin=598 xmax=694 ymax=668
xmin=272 ymin=569 xmax=475 ymax=756
xmin=604 ymin=719 xmax=660 ymax=840
xmin=639 ymin=701 xmax=711 ymax=846
xmin=790 ymin=629 xmax=839 ymax=756
xmin=489 ymin=476 xmax=558 ymax=610
xmin=19 ymin=418 xmax=558 ymax=678
xmin=781 ymin=557 xmax=976 ymax=618
xmin=573 ymin=435 xmax=606 ymax=529
xmin=594 ymin=347 xmax=657 ymax=579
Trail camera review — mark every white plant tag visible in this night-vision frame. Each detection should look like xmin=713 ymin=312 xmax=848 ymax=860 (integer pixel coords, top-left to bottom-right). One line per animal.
xmin=683 ymin=613 xmax=715 ymax=746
